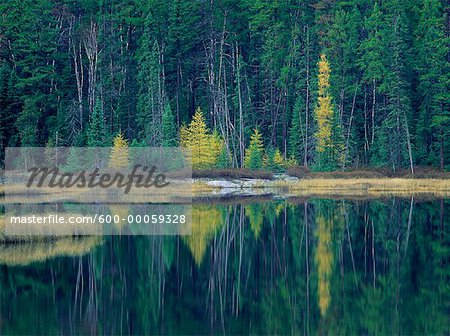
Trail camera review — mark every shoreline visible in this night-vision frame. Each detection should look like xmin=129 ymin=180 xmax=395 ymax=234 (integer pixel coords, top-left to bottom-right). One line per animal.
xmin=2 ymin=177 xmax=450 ymax=200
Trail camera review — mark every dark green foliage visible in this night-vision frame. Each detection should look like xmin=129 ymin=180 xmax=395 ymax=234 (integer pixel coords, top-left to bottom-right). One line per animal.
xmin=216 ymin=146 xmax=232 ymax=169
xmin=288 ymin=96 xmax=304 ymax=162
xmin=0 ymin=0 xmax=448 ymax=171
xmin=162 ymin=104 xmax=177 ymax=147
xmin=15 ymin=96 xmax=41 ymax=146
xmin=87 ymin=99 xmax=107 ymax=147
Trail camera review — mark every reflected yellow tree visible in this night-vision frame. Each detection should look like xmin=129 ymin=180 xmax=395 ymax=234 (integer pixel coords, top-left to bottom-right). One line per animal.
xmin=109 ymin=205 xmax=130 ymax=233
xmin=315 ymin=207 xmax=333 ymax=317
xmin=245 ymin=204 xmax=264 ymax=239
xmin=183 ymin=205 xmax=224 ymax=266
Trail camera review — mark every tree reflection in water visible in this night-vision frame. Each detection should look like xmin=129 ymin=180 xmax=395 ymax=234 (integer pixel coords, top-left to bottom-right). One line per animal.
xmin=0 ymin=198 xmax=449 ymax=335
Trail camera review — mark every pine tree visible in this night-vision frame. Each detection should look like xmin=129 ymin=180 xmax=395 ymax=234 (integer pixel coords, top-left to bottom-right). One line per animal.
xmin=162 ymin=103 xmax=177 ymax=147
xmin=373 ymin=0 xmax=414 ymax=172
xmin=358 ymin=2 xmax=387 ymax=158
xmin=415 ymin=0 xmax=450 ymax=168
xmin=136 ymin=36 xmax=165 ymax=146
xmin=288 ymin=96 xmax=304 ymax=162
xmin=211 ymin=130 xmax=225 ymax=167
xmin=109 ymin=131 xmax=129 ymax=169
xmin=216 ymin=145 xmax=231 ymax=168
xmin=16 ymin=96 xmax=41 ymax=146
xmin=63 ymin=147 xmax=84 ymax=173
xmin=87 ymin=99 xmax=106 ymax=147
xmin=0 ymin=63 xmax=18 ymax=154
xmin=314 ymin=54 xmax=344 ymax=171
xmin=244 ymin=128 xmax=265 ymax=169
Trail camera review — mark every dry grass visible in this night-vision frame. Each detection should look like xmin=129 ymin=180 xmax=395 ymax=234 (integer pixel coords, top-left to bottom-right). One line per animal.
xmin=2 ymin=175 xmax=450 ymax=201
xmin=2 ymin=179 xmax=196 ymax=203
xmin=0 ymin=236 xmax=103 ymax=266
xmin=275 ymin=178 xmax=450 ymax=197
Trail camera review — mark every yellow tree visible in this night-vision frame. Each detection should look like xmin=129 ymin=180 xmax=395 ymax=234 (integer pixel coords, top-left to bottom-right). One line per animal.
xmin=179 ymin=107 xmax=221 ymax=168
xmin=245 ymin=204 xmax=264 ymax=239
xmin=183 ymin=205 xmax=223 ymax=266
xmin=314 ymin=54 xmax=344 ymax=171
xmin=109 ymin=131 xmax=129 ymax=168
xmin=315 ymin=211 xmax=333 ymax=317
xmin=273 ymin=148 xmax=284 ymax=167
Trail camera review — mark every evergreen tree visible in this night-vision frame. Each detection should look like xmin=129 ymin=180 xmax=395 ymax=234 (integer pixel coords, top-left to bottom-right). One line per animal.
xmin=63 ymin=147 xmax=84 ymax=173
xmin=216 ymin=145 xmax=232 ymax=169
xmin=136 ymin=35 xmax=165 ymax=146
xmin=373 ymin=0 xmax=414 ymax=172
xmin=87 ymin=99 xmax=107 ymax=147
xmin=244 ymin=128 xmax=265 ymax=169
xmin=264 ymin=147 xmax=285 ymax=172
xmin=162 ymin=103 xmax=177 ymax=147
xmin=16 ymin=96 xmax=41 ymax=146
xmin=288 ymin=96 xmax=304 ymax=163
xmin=358 ymin=2 xmax=387 ymax=158
xmin=415 ymin=0 xmax=450 ymax=168
xmin=0 ymin=63 xmax=18 ymax=153
xmin=0 ymin=0 xmax=448 ymax=172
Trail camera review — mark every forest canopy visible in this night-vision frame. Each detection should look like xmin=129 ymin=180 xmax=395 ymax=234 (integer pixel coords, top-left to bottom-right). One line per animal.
xmin=0 ymin=0 xmax=449 ymax=171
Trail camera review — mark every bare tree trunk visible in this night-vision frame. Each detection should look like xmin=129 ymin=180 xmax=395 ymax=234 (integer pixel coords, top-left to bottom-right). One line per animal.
xmin=69 ymin=17 xmax=84 ymax=133
xmin=304 ymin=26 xmax=311 ymax=166
xmin=440 ymin=129 xmax=444 ymax=169
xmin=84 ymin=21 xmax=99 ymax=114
xmin=364 ymin=86 xmax=368 ymax=162
xmin=403 ymin=111 xmax=414 ymax=176
xmin=371 ymin=78 xmax=376 ymax=146
xmin=344 ymin=85 xmax=358 ymax=167
xmin=236 ymin=45 xmax=245 ymax=167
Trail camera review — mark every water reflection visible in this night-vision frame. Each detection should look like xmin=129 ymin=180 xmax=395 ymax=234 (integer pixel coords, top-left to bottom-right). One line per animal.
xmin=0 ymin=198 xmax=449 ymax=335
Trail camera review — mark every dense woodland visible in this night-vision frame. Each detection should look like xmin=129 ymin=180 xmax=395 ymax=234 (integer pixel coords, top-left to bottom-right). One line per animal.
xmin=0 ymin=0 xmax=449 ymax=171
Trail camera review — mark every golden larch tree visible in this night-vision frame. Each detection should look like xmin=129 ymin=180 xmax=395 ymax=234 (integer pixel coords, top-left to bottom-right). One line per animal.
xmin=315 ymin=213 xmax=333 ymax=317
xmin=179 ymin=107 xmax=221 ymax=168
xmin=109 ymin=131 xmax=129 ymax=169
xmin=183 ymin=205 xmax=223 ymax=266
xmin=314 ymin=54 xmax=344 ymax=170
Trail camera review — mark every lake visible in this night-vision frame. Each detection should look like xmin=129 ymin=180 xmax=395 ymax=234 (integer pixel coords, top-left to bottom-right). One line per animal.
xmin=1 ymin=197 xmax=449 ymax=335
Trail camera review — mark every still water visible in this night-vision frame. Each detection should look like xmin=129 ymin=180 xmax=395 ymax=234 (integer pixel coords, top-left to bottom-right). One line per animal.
xmin=1 ymin=198 xmax=449 ymax=335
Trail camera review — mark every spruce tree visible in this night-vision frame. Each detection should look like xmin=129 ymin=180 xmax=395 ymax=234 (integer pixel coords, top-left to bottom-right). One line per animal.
xmin=358 ymin=2 xmax=387 ymax=159
xmin=136 ymin=36 xmax=165 ymax=146
xmin=16 ymin=96 xmax=41 ymax=146
xmin=288 ymin=96 xmax=304 ymax=163
xmin=415 ymin=0 xmax=450 ymax=168
xmin=373 ymin=0 xmax=414 ymax=172
xmin=162 ymin=103 xmax=177 ymax=147
xmin=87 ymin=99 xmax=107 ymax=147
xmin=244 ymin=128 xmax=264 ymax=169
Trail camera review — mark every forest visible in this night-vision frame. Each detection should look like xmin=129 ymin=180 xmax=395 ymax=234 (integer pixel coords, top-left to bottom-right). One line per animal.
xmin=0 ymin=0 xmax=449 ymax=172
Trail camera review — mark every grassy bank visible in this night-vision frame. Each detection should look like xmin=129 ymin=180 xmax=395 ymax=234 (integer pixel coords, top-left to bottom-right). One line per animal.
xmin=1 ymin=166 xmax=450 ymax=199
xmin=273 ymin=178 xmax=450 ymax=197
